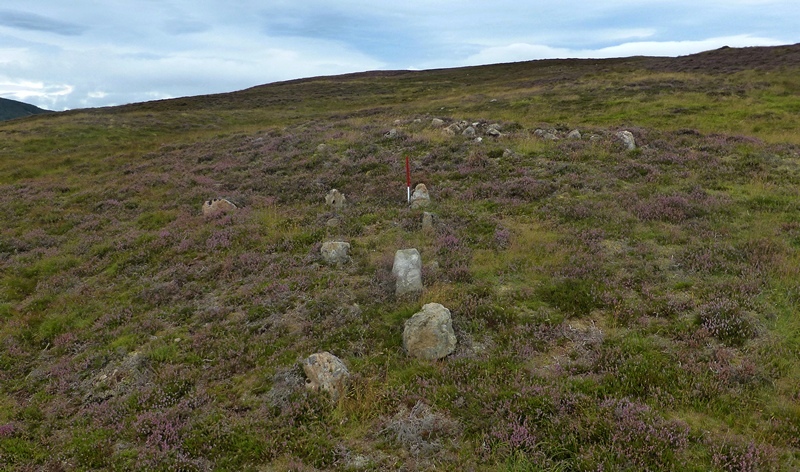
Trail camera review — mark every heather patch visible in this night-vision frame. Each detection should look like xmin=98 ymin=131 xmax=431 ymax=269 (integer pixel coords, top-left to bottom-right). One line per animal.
xmin=1 ymin=49 xmax=800 ymax=469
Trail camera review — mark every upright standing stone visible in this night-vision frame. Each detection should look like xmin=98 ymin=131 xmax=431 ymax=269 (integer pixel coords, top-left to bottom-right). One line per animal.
xmin=403 ymin=303 xmax=457 ymax=360
xmin=410 ymin=184 xmax=431 ymax=209
xmin=392 ymin=248 xmax=423 ymax=296
xmin=616 ymin=130 xmax=637 ymax=151
xmin=301 ymin=352 xmax=350 ymax=402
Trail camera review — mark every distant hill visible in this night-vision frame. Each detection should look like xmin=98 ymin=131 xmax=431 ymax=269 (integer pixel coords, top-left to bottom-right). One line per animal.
xmin=0 ymin=97 xmax=51 ymax=121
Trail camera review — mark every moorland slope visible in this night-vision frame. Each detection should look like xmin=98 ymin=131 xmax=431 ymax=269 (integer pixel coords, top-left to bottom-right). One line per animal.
xmin=1 ymin=44 xmax=800 ymax=470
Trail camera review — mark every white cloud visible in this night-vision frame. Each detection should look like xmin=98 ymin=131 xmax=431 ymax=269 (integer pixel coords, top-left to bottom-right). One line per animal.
xmin=1 ymin=1 xmax=799 ymax=109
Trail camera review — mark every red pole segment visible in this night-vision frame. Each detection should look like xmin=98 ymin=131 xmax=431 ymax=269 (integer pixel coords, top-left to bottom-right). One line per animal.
xmin=405 ymin=156 xmax=411 ymax=203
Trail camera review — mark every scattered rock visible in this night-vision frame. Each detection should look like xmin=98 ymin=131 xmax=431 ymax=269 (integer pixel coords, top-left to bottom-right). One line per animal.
xmin=326 ymin=217 xmax=340 ymax=228
xmin=533 ymin=128 xmax=547 ymax=137
xmin=393 ymin=248 xmax=423 ymax=297
xmin=316 ymin=143 xmax=328 ymax=153
xmin=502 ymin=149 xmax=515 ymax=158
xmin=462 ymin=126 xmax=476 ymax=137
xmin=486 ymin=127 xmax=502 ymax=137
xmin=567 ymin=129 xmax=582 ymax=139
xmin=301 ymin=351 xmax=350 ymax=401
xmin=487 ymin=123 xmax=502 ymax=132
xmin=202 ymin=198 xmax=237 ymax=216
xmin=616 ymin=130 xmax=637 ymax=150
xmin=410 ymin=183 xmax=431 ymax=209
xmin=403 ymin=303 xmax=457 ymax=360
xmin=444 ymin=123 xmax=461 ymax=135
xmin=589 ymin=134 xmax=602 ymax=143
xmin=431 ymin=118 xmax=444 ymax=127
xmin=543 ymin=132 xmax=559 ymax=141
xmin=83 ymin=351 xmax=150 ymax=403
xmin=325 ymin=189 xmax=347 ymax=209
xmin=321 ymin=241 xmax=351 ymax=265
xmin=385 ymin=128 xmax=398 ymax=139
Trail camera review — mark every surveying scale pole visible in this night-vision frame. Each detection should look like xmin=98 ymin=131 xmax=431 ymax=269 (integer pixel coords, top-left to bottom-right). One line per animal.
xmin=406 ymin=156 xmax=411 ymax=203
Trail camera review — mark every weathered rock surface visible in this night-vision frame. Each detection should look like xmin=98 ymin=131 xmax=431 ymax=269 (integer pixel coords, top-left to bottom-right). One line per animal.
xmin=403 ymin=303 xmax=457 ymax=360
xmin=410 ymin=183 xmax=430 ymax=209
xmin=616 ymin=130 xmax=637 ymax=150
xmin=325 ymin=188 xmax=346 ymax=209
xmin=567 ymin=129 xmax=582 ymax=139
xmin=321 ymin=241 xmax=351 ymax=265
xmin=444 ymin=123 xmax=461 ymax=135
xmin=393 ymin=248 xmax=423 ymax=296
xmin=462 ymin=126 xmax=476 ymax=137
xmin=486 ymin=127 xmax=502 ymax=137
xmin=385 ymin=128 xmax=398 ymax=139
xmin=202 ymin=198 xmax=237 ymax=216
xmin=431 ymin=118 xmax=444 ymax=127
xmin=301 ymin=351 xmax=350 ymax=401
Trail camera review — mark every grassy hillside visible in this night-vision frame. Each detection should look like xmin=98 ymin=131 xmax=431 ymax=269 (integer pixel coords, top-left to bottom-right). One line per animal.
xmin=1 ymin=44 xmax=800 ymax=470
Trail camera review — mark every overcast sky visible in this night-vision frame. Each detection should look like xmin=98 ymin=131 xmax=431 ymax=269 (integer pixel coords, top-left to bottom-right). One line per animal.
xmin=1 ymin=1 xmax=798 ymax=110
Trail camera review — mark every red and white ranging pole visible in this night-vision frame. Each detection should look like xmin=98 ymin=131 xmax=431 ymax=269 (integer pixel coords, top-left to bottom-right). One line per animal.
xmin=406 ymin=156 xmax=411 ymax=203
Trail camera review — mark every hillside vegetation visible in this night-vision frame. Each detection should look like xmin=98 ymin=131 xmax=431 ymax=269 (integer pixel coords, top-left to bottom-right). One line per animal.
xmin=0 ymin=98 xmax=51 ymax=122
xmin=2 ymin=44 xmax=800 ymax=470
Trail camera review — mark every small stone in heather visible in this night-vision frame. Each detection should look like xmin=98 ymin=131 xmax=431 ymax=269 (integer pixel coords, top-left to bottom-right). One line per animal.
xmin=486 ymin=127 xmax=502 ymax=137
xmin=321 ymin=241 xmax=351 ymax=265
xmin=431 ymin=118 xmax=445 ymax=127
xmin=567 ymin=129 xmax=582 ymax=139
xmin=301 ymin=352 xmax=350 ymax=401
xmin=325 ymin=189 xmax=346 ymax=209
xmin=202 ymin=198 xmax=237 ymax=216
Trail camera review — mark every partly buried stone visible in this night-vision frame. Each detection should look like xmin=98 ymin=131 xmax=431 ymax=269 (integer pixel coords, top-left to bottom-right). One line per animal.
xmin=325 ymin=188 xmax=346 ymax=209
xmin=385 ymin=128 xmax=398 ymax=139
xmin=431 ymin=118 xmax=445 ymax=127
xmin=422 ymin=212 xmax=434 ymax=232
xmin=410 ymin=183 xmax=431 ymax=209
xmin=567 ymin=129 xmax=582 ymax=139
xmin=616 ymin=130 xmax=637 ymax=150
xmin=462 ymin=126 xmax=476 ymax=137
xmin=393 ymin=248 xmax=422 ymax=296
xmin=321 ymin=241 xmax=350 ymax=265
xmin=202 ymin=198 xmax=237 ymax=216
xmin=403 ymin=303 xmax=457 ymax=360
xmin=301 ymin=351 xmax=350 ymax=401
